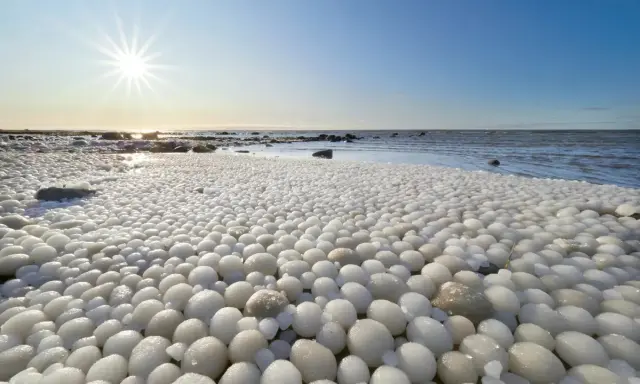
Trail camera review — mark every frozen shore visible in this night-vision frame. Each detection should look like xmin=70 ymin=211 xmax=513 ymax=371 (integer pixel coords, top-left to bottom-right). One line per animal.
xmin=1 ymin=151 xmax=640 ymax=383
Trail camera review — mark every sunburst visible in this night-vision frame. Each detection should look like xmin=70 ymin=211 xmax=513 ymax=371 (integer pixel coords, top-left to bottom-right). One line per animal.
xmin=94 ymin=15 xmax=169 ymax=97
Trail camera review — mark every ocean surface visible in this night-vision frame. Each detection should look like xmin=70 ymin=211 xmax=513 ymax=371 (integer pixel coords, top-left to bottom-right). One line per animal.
xmin=166 ymin=130 xmax=640 ymax=189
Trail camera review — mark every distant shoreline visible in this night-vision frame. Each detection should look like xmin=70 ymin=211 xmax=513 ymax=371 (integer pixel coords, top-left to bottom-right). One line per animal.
xmin=1 ymin=128 xmax=638 ymax=135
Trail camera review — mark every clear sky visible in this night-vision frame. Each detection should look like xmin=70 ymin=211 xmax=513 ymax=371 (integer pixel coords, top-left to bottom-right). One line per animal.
xmin=1 ymin=0 xmax=639 ymax=130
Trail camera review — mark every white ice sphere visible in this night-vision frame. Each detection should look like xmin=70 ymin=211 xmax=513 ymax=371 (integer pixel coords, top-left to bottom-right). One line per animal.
xmin=406 ymin=316 xmax=453 ymax=357
xmin=219 ymin=362 xmax=261 ymax=384
xmin=225 ymin=281 xmax=257 ymax=309
xmin=166 ymin=342 xmax=188 ymax=361
xmin=147 ymin=363 xmax=181 ymax=384
xmin=65 ymin=346 xmax=102 ymax=373
xmin=173 ymin=318 xmax=208 ymax=345
xmin=518 ymin=303 xmax=568 ymax=336
xmin=236 ymin=316 xmax=259 ymax=332
xmin=172 ymin=373 xmax=216 ymax=384
xmin=328 ymin=248 xmax=360 ymax=266
xmin=290 ymin=339 xmax=337 ymax=383
xmin=188 ymin=266 xmax=218 ymax=288
xmin=181 ymin=336 xmax=228 ymax=379
xmin=336 ymin=265 xmax=369 ymax=286
xmin=210 ymin=307 xmax=243 ymax=344
xmin=258 ymin=318 xmax=280 ymax=340
xmin=367 ymin=299 xmax=407 ymax=336
xmin=508 ymin=342 xmax=566 ymax=384
xmin=595 ymin=312 xmax=640 ymax=341
xmin=555 ymin=331 xmax=610 ymax=368
xmin=337 ymin=355 xmax=370 ymax=384
xmin=437 ymin=351 xmax=479 ymax=384
xmin=229 ymin=330 xmax=268 ymax=363
xmin=147 ymin=309 xmax=185 ymax=340
xmin=323 ymin=299 xmax=357 ymax=330
xmin=347 ymin=319 xmax=394 ymax=367
xmin=484 ymin=285 xmax=520 ymax=314
xmin=477 ymin=319 xmax=515 ymax=349
xmin=398 ymin=292 xmax=432 ymax=321
xmin=293 ymin=302 xmax=323 ymax=337
xmin=86 ymin=354 xmax=129 ymax=383
xmin=168 ymin=243 xmax=194 ymax=259
xmin=598 ymin=334 xmax=640 ymax=370
xmin=421 ymin=263 xmax=453 ymax=287
xmin=128 ymin=335 xmax=171 ymax=378
xmin=370 ymin=365 xmax=412 ymax=384
xmin=459 ymin=334 xmax=508 ymax=375
xmin=103 ymin=330 xmax=144 ymax=359
xmin=367 ymin=273 xmax=409 ymax=302
xmin=566 ymin=364 xmax=623 ymax=384
xmin=131 ymin=299 xmax=165 ymax=328
xmin=444 ymin=315 xmax=476 ymax=345
xmin=340 ymin=282 xmax=373 ymax=314
xmin=484 ymin=360 xmax=503 ymax=378
xmin=316 ymin=321 xmax=347 ymax=354
xmin=395 ymin=342 xmax=437 ymax=382
xmin=261 ymin=360 xmax=302 ymax=384
xmin=184 ymin=289 xmax=225 ymax=324
xmin=1 ymin=309 xmax=47 ymax=339
xmin=57 ymin=317 xmax=94 ymax=349
xmin=513 ymin=323 xmax=555 ymax=350
xmin=27 ymin=346 xmax=68 ymax=372
xmin=41 ymin=367 xmax=85 ymax=384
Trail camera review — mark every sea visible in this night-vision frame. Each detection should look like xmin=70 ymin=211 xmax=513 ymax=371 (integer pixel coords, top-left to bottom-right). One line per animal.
xmin=164 ymin=129 xmax=640 ymax=189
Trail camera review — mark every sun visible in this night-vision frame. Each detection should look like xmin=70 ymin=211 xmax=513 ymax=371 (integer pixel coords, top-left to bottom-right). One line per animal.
xmin=92 ymin=16 xmax=170 ymax=97
xmin=118 ymin=53 xmax=148 ymax=79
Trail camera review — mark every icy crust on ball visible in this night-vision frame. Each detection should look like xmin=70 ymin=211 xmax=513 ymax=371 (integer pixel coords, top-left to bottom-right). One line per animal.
xmin=0 ymin=152 xmax=640 ymax=383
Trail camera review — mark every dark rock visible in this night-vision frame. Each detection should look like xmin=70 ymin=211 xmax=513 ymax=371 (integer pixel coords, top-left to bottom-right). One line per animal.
xmin=488 ymin=159 xmax=500 ymax=166
xmin=173 ymin=146 xmax=191 ymax=153
xmin=100 ymin=132 xmax=132 ymax=140
xmin=8 ymin=135 xmax=15 ymax=140
xmin=346 ymin=139 xmax=354 ymax=143
xmin=235 ymin=150 xmax=250 ymax=154
xmin=265 ymin=144 xmax=273 ymax=147
xmin=312 ymin=149 xmax=333 ymax=159
xmin=192 ymin=145 xmax=214 ymax=153
xmin=36 ymin=187 xmax=96 ymax=201
xmin=345 ymin=133 xmax=357 ymax=140
xmin=120 ymin=144 xmax=137 ymax=153
xmin=270 ymin=139 xmax=278 ymax=143
xmin=141 ymin=131 xmax=159 ymax=140
xmin=251 ymin=132 xmax=260 ymax=135
xmin=205 ymin=144 xmax=217 ymax=151
xmin=262 ymin=135 xmax=270 ymax=139
xmin=195 ymin=187 xmax=204 ymax=193
xmin=219 ymin=131 xmax=230 ymax=135
xmin=419 ymin=132 xmax=426 ymax=136
xmin=477 ymin=262 xmax=501 ymax=276
xmin=391 ymin=133 xmax=398 ymax=137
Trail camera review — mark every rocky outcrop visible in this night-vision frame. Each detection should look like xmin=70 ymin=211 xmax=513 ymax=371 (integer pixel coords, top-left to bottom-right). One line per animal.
xmin=35 ymin=187 xmax=96 ymax=201
xmin=312 ymin=149 xmax=333 ymax=159
xmin=488 ymin=159 xmax=500 ymax=166
xmin=100 ymin=132 xmax=132 ymax=140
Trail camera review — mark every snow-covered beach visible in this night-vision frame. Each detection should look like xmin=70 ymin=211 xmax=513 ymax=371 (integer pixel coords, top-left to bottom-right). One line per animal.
xmin=1 ymin=150 xmax=640 ymax=383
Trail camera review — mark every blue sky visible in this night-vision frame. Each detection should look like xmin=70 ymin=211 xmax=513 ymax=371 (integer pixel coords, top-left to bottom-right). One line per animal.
xmin=0 ymin=0 xmax=639 ymax=130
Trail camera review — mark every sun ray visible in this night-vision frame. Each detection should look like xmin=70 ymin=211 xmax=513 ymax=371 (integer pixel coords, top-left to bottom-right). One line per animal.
xmin=114 ymin=12 xmax=131 ymax=56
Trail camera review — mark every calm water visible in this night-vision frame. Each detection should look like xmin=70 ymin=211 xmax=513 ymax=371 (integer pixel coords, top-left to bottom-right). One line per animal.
xmin=171 ymin=130 xmax=640 ymax=189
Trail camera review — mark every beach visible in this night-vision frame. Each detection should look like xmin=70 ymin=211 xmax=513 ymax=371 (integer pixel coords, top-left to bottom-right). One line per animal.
xmin=1 ymin=147 xmax=640 ymax=383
